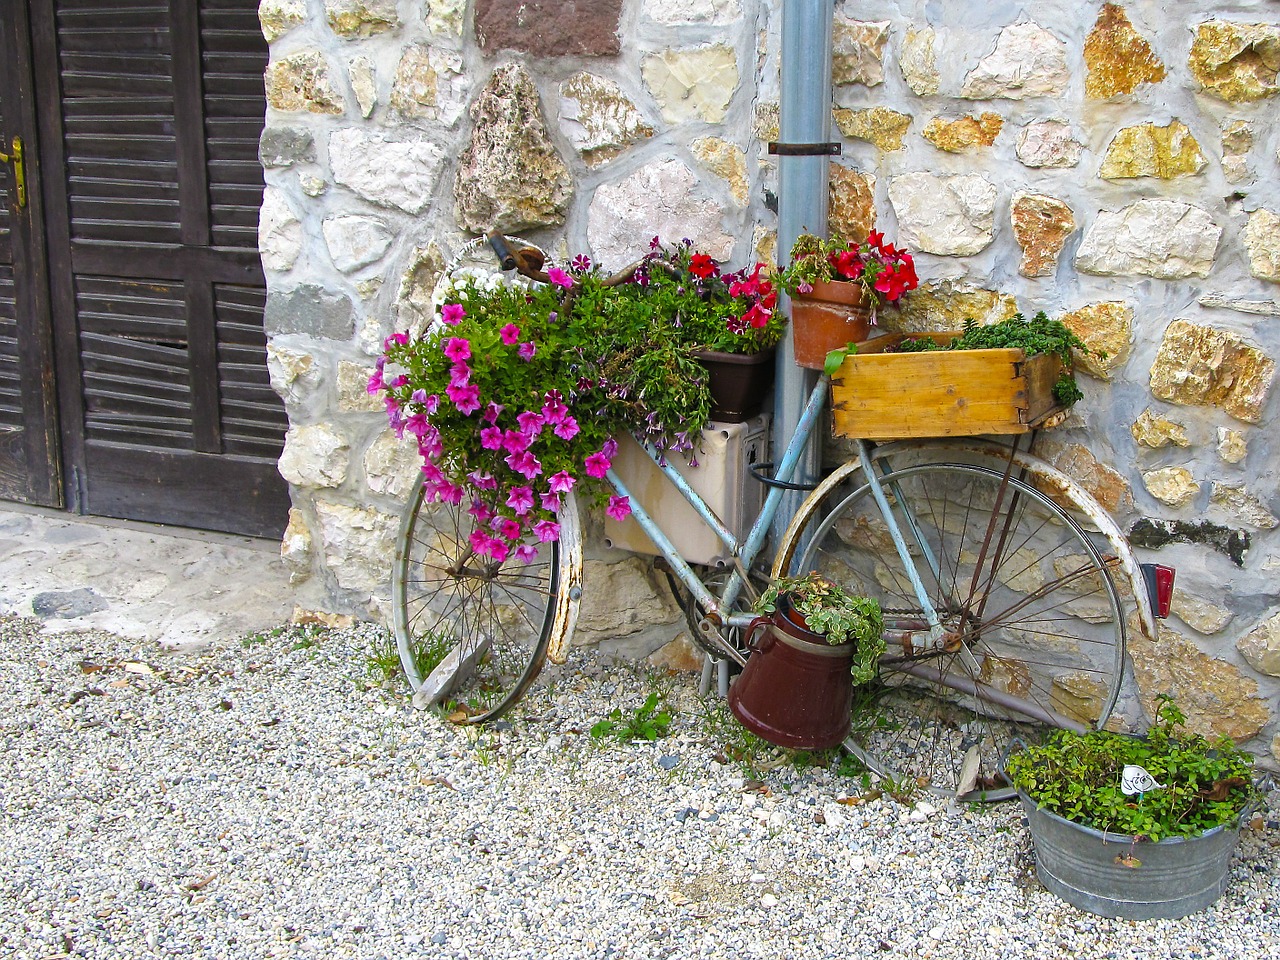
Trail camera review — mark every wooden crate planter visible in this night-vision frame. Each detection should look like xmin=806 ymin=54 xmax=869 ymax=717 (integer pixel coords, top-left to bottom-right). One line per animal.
xmin=830 ymin=331 xmax=1068 ymax=440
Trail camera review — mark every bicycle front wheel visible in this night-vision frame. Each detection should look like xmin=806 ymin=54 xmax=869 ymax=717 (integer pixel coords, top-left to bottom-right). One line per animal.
xmin=779 ymin=461 xmax=1125 ymax=800
xmin=392 ymin=479 xmax=575 ymax=722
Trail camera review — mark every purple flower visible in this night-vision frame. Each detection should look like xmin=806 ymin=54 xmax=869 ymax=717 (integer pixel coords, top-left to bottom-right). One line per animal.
xmin=548 ymin=471 xmax=576 ymax=495
xmin=449 ymin=362 xmax=471 ymax=389
xmin=366 ymin=369 xmax=384 ymax=394
xmin=534 ymin=519 xmax=561 ymax=543
xmin=438 ymin=481 xmax=464 ymax=505
xmin=443 ymin=337 xmax=471 ymax=362
xmin=515 ymin=543 xmax=539 ymax=564
xmin=480 ymin=426 xmax=504 ymax=450
xmin=446 ymin=382 xmax=481 ymax=415
xmin=571 ymin=254 xmax=591 ymax=272
xmin=539 ymin=491 xmax=562 ymax=513
xmin=506 ymin=486 xmax=534 ymax=516
xmin=388 ymin=375 xmax=408 ymax=389
xmin=500 ymin=323 xmax=520 ymax=345
xmin=469 ymin=499 xmax=494 ymax=524
xmin=405 ymin=412 xmax=429 ymax=439
xmin=547 ymin=267 xmax=573 ymax=289
xmin=410 ymin=388 xmax=428 ymax=405
xmin=467 ymin=470 xmax=497 ymax=491
xmin=518 ymin=342 xmax=537 ymax=361
xmin=483 ymin=401 xmax=504 ymax=424
xmin=517 ymin=411 xmax=545 ymax=436
xmin=584 ymin=451 xmax=611 ymax=479
xmin=441 ymin=303 xmax=465 ymax=326
xmin=553 ymin=417 xmax=580 ymax=441
xmin=602 ymin=438 xmax=619 ymax=459
xmin=606 ymin=495 xmax=632 ymax=522
xmin=649 ymin=236 xmax=661 ymax=251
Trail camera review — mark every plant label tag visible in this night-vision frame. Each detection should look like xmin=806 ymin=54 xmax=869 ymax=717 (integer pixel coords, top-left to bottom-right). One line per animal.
xmin=1121 ymin=764 xmax=1165 ymax=795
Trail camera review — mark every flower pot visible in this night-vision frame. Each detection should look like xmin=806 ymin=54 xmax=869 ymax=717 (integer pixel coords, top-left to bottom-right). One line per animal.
xmin=789 ymin=280 xmax=874 ymax=370
xmin=693 ymin=348 xmax=776 ymax=422
xmin=728 ymin=608 xmax=853 ymax=750
xmin=1018 ymin=791 xmax=1246 ymax=919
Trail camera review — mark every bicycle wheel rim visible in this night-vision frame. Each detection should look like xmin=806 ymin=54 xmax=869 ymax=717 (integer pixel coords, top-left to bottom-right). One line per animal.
xmin=796 ymin=462 xmax=1126 ymax=801
xmin=392 ymin=479 xmax=559 ymax=723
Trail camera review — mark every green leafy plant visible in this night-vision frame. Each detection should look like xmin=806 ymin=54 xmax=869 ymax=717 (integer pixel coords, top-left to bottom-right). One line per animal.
xmin=777 ymin=230 xmax=919 ymax=308
xmin=1004 ymin=696 xmax=1260 ymax=842
xmin=755 ymin=571 xmax=886 ymax=684
xmin=895 ymin=312 xmax=1099 ymax=407
xmin=590 ymin=692 xmax=674 ymax=742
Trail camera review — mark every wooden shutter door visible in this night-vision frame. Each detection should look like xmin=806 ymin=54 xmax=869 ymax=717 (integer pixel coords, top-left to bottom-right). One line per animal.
xmin=0 ymin=3 xmax=61 ymax=506
xmin=32 ymin=0 xmax=288 ymax=537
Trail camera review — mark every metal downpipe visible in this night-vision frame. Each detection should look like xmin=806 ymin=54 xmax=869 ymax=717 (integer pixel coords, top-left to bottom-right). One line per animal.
xmin=772 ymin=0 xmax=834 ymax=561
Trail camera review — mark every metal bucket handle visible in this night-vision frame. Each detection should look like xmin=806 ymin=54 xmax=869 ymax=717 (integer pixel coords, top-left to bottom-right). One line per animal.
xmin=743 ymin=616 xmax=775 ymax=654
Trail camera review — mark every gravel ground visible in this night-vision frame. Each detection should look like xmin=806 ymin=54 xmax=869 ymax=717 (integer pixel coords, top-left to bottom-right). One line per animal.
xmin=3 ymin=615 xmax=1278 ymax=960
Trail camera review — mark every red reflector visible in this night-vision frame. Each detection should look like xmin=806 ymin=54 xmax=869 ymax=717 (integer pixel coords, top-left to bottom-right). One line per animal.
xmin=1140 ymin=563 xmax=1176 ymax=619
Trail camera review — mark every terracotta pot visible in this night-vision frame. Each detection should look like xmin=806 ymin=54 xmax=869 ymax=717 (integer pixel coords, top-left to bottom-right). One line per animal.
xmin=728 ymin=605 xmax=853 ymax=750
xmin=789 ymin=280 xmax=874 ymax=370
xmin=693 ymin=347 xmax=776 ymax=422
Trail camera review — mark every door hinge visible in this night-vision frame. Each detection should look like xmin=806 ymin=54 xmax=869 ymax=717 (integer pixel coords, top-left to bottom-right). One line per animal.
xmin=0 ymin=136 xmax=27 ymax=208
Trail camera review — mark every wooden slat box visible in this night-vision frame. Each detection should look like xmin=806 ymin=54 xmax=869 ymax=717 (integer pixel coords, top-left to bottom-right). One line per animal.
xmin=830 ymin=331 xmax=1067 ymax=440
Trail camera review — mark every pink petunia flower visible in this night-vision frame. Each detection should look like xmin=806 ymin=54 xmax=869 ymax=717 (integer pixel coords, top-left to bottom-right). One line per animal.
xmin=548 ymin=471 xmax=576 ymax=495
xmin=441 ymin=303 xmax=465 ymax=326
xmin=501 ymin=429 xmax=530 ymax=455
xmin=547 ymin=267 xmax=573 ymax=289
xmin=515 ymin=543 xmax=539 ymax=564
xmin=480 ymin=426 xmax=504 ymax=450
xmin=469 ymin=499 xmax=494 ymax=524
xmin=438 ymin=481 xmax=464 ymax=505
xmin=517 ymin=411 xmax=545 ymax=436
xmin=383 ymin=331 xmax=409 ymax=349
xmin=467 ymin=469 xmax=498 ymax=491
xmin=443 ymin=337 xmax=471 ymax=362
xmin=469 ymin=529 xmax=497 ymax=558
xmin=606 ymin=495 xmax=632 ymax=522
xmin=539 ymin=491 xmax=563 ymax=513
xmin=446 ymin=382 xmax=481 ymax=415
xmin=366 ymin=369 xmax=384 ymax=394
xmin=411 ymin=388 xmax=429 ymax=405
xmin=500 ymin=323 xmax=520 ymax=345
xmin=533 ymin=519 xmax=561 ymax=543
xmin=506 ymin=450 xmax=543 ymax=479
xmin=553 ymin=417 xmax=580 ymax=441
xmin=506 ymin=486 xmax=534 ymax=516
xmin=541 ymin=390 xmax=568 ymax=424
xmin=602 ymin=438 xmax=619 ymax=459
xmin=449 ymin=362 xmax=471 ymax=389
xmin=494 ymin=517 xmax=523 ymax=541
xmin=584 ymin=450 xmax=611 ymax=479
xmin=420 ymin=461 xmax=444 ymax=484
xmin=483 ymin=401 xmax=504 ymax=424
xmin=518 ymin=342 xmax=536 ymax=361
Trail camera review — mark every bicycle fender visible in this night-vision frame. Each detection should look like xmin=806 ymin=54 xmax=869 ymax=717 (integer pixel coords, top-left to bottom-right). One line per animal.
xmin=546 ymin=492 xmax=584 ymax=665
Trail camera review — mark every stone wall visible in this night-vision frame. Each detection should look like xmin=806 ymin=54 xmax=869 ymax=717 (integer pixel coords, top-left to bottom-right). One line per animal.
xmin=257 ymin=1 xmax=1280 ymax=759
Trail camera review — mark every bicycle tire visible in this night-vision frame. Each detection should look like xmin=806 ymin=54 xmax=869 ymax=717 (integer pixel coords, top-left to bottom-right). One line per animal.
xmin=392 ymin=477 xmax=577 ymax=723
xmin=775 ymin=459 xmax=1125 ymax=801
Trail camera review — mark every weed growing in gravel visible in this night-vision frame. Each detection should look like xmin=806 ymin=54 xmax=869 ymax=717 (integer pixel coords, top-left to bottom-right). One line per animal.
xmin=361 ymin=629 xmax=449 ymax=690
xmin=590 ymin=692 xmax=674 ymax=742
xmin=240 ymin=626 xmax=285 ymax=648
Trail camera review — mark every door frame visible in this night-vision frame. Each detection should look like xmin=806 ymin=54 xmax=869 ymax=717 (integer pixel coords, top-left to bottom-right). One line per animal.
xmin=0 ymin=0 xmax=61 ymax=507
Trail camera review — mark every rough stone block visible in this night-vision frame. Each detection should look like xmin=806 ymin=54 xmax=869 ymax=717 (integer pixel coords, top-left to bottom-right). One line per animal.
xmin=1084 ymin=3 xmax=1165 ymax=99
xmin=1149 ymin=319 xmax=1275 ymax=424
xmin=265 ymin=284 xmax=355 ymax=340
xmin=475 ymin=0 xmax=623 ymax=57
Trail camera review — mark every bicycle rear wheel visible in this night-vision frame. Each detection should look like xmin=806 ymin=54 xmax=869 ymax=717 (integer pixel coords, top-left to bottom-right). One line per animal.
xmin=392 ymin=478 xmax=572 ymax=722
xmin=778 ymin=460 xmax=1125 ymax=800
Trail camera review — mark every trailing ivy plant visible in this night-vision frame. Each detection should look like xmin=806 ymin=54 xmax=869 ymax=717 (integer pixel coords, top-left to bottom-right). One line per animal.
xmin=895 ymin=311 xmax=1101 ymax=407
xmin=1004 ymin=696 xmax=1260 ymax=842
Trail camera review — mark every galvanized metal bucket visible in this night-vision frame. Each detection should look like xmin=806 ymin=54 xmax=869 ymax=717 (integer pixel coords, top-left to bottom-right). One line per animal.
xmin=1018 ymin=791 xmax=1244 ymax=920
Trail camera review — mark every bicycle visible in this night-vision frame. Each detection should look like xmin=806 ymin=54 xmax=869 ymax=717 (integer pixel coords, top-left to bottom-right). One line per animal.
xmin=391 ymin=236 xmax=1166 ymax=801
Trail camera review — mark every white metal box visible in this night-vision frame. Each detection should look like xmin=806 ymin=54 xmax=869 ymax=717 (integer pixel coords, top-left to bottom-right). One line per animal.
xmin=604 ymin=416 xmax=770 ymax=566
